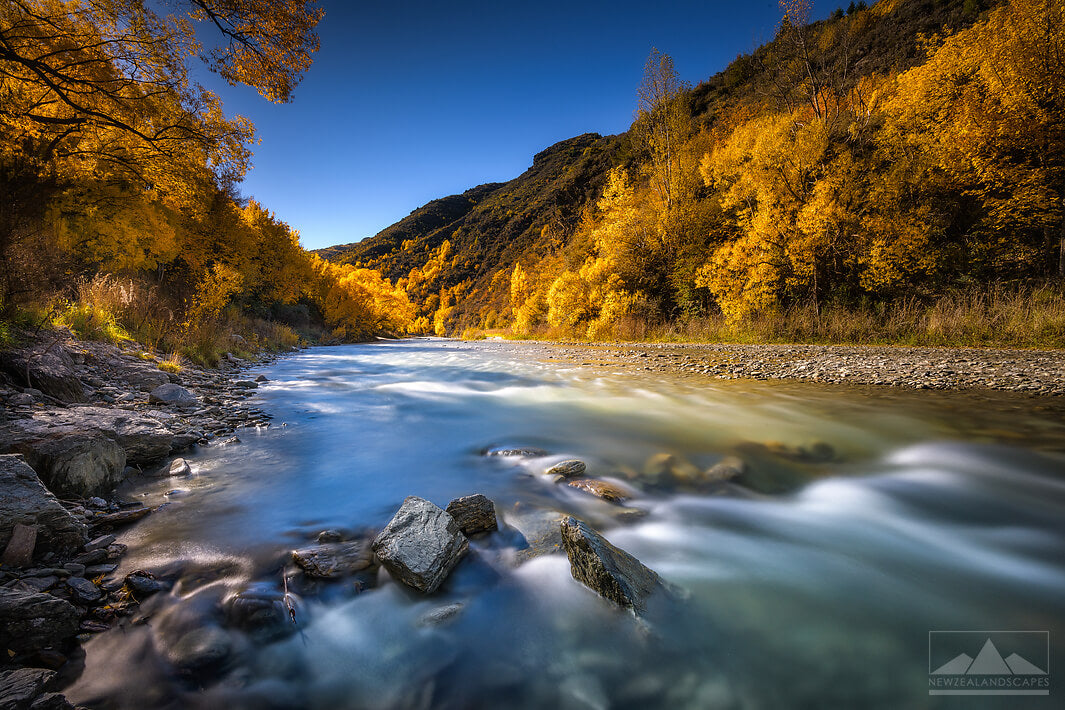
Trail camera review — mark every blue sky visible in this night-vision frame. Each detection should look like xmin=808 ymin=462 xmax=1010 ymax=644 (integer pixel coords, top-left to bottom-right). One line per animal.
xmin=197 ymin=1 xmax=839 ymax=250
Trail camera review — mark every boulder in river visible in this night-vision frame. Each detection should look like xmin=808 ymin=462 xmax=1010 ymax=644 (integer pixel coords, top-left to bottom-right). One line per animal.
xmin=372 ymin=496 xmax=469 ymax=593
xmin=445 ymin=494 xmax=498 ymax=535
xmin=560 ymin=516 xmax=667 ymax=615
xmin=292 ymin=540 xmax=373 ymax=578
xmin=148 ymin=383 xmax=196 ymax=407
xmin=0 ymin=455 xmax=87 ymax=556
xmin=545 ymin=459 xmax=586 ymax=478
xmin=0 ymin=587 xmax=80 ymax=652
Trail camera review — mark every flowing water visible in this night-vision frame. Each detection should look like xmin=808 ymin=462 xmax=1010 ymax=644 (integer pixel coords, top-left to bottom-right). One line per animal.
xmin=67 ymin=339 xmax=1065 ymax=709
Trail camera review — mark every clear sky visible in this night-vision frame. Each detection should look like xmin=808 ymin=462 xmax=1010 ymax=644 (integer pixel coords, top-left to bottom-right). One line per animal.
xmin=197 ymin=0 xmax=840 ymax=251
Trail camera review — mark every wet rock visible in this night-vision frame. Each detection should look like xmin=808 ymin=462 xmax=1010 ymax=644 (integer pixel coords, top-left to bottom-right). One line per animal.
xmin=0 ymin=346 xmax=86 ymax=403
xmin=254 ymin=375 xmax=269 ymax=383
xmin=560 ymin=516 xmax=666 ymax=615
xmin=0 ymin=587 xmax=79 ymax=651
xmin=166 ymin=626 xmax=233 ymax=672
xmin=223 ymin=586 xmax=298 ymax=641
xmin=316 ymin=529 xmax=343 ymax=543
xmin=125 ymin=571 xmax=168 ymax=597
xmin=292 ymin=540 xmax=373 ymax=579
xmin=483 ymin=447 xmax=547 ymax=458
xmin=372 ymin=496 xmax=469 ymax=593
xmin=234 ymin=380 xmax=258 ymax=389
xmin=84 ymin=534 xmax=115 ymax=552
xmin=72 ymin=548 xmax=108 ymax=566
xmin=2 ymin=523 xmax=37 ymax=567
xmin=415 ymin=602 xmax=464 ymax=627
xmin=66 ymin=576 xmax=101 ymax=603
xmin=642 ymin=453 xmax=700 ymax=487
xmin=566 ymin=479 xmax=633 ymax=503
xmin=703 ymin=456 xmax=747 ymax=482
xmin=506 ymin=506 xmax=566 ymax=563
xmin=90 ymin=506 xmax=150 ymax=528
xmin=545 ymin=459 xmax=586 ymax=478
xmin=445 ymin=494 xmax=498 ymax=535
xmin=761 ymin=440 xmax=836 ymax=463
xmin=0 ymin=455 xmax=87 ymax=556
xmin=148 ymin=383 xmax=196 ymax=406
xmin=0 ymin=668 xmax=56 ymax=710
xmin=165 ymin=458 xmax=191 ymax=477
xmin=11 ymin=434 xmax=126 ymax=498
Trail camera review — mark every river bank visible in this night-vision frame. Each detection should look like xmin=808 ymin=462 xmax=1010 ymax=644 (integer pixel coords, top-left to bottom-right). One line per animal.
xmin=0 ymin=327 xmax=288 ymax=708
xmin=492 ymin=339 xmax=1065 ymax=396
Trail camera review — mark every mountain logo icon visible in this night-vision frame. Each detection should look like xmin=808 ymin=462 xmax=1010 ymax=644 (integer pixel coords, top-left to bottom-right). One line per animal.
xmin=932 ymin=638 xmax=1047 ymax=676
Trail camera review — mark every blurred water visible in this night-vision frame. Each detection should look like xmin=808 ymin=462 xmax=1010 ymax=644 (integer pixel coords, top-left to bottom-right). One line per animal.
xmin=68 ymin=339 xmax=1065 ymax=709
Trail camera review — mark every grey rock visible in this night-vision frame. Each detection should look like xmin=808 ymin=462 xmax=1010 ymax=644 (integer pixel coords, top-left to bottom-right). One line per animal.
xmin=10 ymin=576 xmax=58 ymax=594
xmin=2 ymin=523 xmax=37 ymax=567
xmin=292 ymin=541 xmax=372 ymax=579
xmin=415 ymin=602 xmax=464 ymax=627
xmin=0 ymin=346 xmax=86 ymax=403
xmin=166 ymin=626 xmax=233 ymax=672
xmin=0 ymin=455 xmax=87 ymax=556
xmin=73 ymin=548 xmax=107 ymax=566
xmin=125 ymin=571 xmax=168 ymax=597
xmin=372 ymin=496 xmax=469 ymax=593
xmin=445 ymin=494 xmax=498 ymax=535
xmin=0 ymin=408 xmax=174 ymax=466
xmin=66 ymin=576 xmax=101 ymax=603
xmin=0 ymin=587 xmax=79 ymax=651
xmin=233 ymin=380 xmax=258 ymax=389
xmin=316 ymin=529 xmax=343 ymax=543
xmin=0 ymin=668 xmax=56 ymax=710
xmin=9 ymin=392 xmax=35 ymax=407
xmin=506 ymin=506 xmax=566 ymax=563
xmin=560 ymin=516 xmax=667 ymax=615
xmin=483 ymin=447 xmax=547 ymax=457
xmin=223 ymin=588 xmax=297 ymax=641
xmin=118 ymin=366 xmax=170 ymax=392
xmin=148 ymin=383 xmax=196 ymax=406
xmin=166 ymin=458 xmax=191 ymax=477
xmin=84 ymin=534 xmax=115 ymax=552
xmin=29 ymin=691 xmax=77 ymax=710
xmin=254 ymin=375 xmax=269 ymax=383
xmin=11 ymin=434 xmax=126 ymax=498
xmin=546 ymin=459 xmax=586 ymax=478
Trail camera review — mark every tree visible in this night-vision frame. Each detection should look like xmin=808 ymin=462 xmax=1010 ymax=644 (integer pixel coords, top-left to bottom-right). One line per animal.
xmin=633 ymin=49 xmax=691 ymax=211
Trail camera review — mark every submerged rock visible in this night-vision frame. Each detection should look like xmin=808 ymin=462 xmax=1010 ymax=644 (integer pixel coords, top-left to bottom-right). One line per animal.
xmin=445 ymin=494 xmax=498 ymax=535
xmin=506 ymin=506 xmax=566 ymax=563
xmin=224 ymin=587 xmax=298 ymax=641
xmin=483 ymin=446 xmax=547 ymax=458
xmin=560 ymin=516 xmax=666 ymax=615
xmin=166 ymin=626 xmax=234 ymax=673
xmin=545 ymin=459 xmax=586 ymax=478
xmin=703 ymin=456 xmax=747 ymax=482
xmin=372 ymin=496 xmax=468 ymax=593
xmin=0 ymin=588 xmax=80 ymax=651
xmin=566 ymin=479 xmax=633 ymax=503
xmin=0 ymin=455 xmax=87 ymax=556
xmin=292 ymin=540 xmax=373 ymax=579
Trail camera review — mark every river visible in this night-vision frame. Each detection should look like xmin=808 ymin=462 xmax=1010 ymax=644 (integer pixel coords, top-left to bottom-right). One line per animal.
xmin=67 ymin=339 xmax=1065 ymax=709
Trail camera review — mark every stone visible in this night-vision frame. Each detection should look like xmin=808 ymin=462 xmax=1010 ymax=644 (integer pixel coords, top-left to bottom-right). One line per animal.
xmin=0 ymin=587 xmax=80 ymax=651
xmin=12 ymin=434 xmax=126 ymax=498
xmin=316 ymin=529 xmax=343 ymax=543
xmin=415 ymin=602 xmax=464 ymax=627
xmin=125 ymin=571 xmax=168 ymax=597
xmin=0 ymin=668 xmax=56 ymax=710
xmin=73 ymin=549 xmax=108 ymax=566
xmin=90 ymin=506 xmax=150 ymax=528
xmin=566 ymin=479 xmax=632 ymax=503
xmin=119 ymin=366 xmax=170 ymax=392
xmin=148 ymin=383 xmax=196 ymax=406
xmin=233 ymin=380 xmax=258 ymax=389
xmin=445 ymin=494 xmax=498 ymax=535
xmin=506 ymin=506 xmax=567 ymax=563
xmin=29 ymin=692 xmax=79 ymax=710
xmin=166 ymin=626 xmax=233 ymax=672
xmin=0 ymin=407 xmax=174 ymax=466
xmin=545 ymin=459 xmax=586 ymax=478
xmin=66 ymin=576 xmax=101 ymax=603
xmin=9 ymin=392 xmax=35 ymax=407
xmin=371 ymin=496 xmax=469 ymax=593
xmin=169 ymin=432 xmax=201 ymax=451
xmin=223 ymin=587 xmax=297 ymax=641
xmin=642 ymin=453 xmax=700 ymax=486
xmin=84 ymin=534 xmax=115 ymax=552
xmin=0 ymin=455 xmax=87 ymax=556
xmin=703 ymin=456 xmax=747 ymax=482
xmin=483 ymin=446 xmax=548 ymax=457
xmin=2 ymin=523 xmax=37 ymax=567
xmin=292 ymin=541 xmax=373 ymax=579
xmin=0 ymin=346 xmax=86 ymax=403
xmin=166 ymin=458 xmax=191 ymax=476
xmin=254 ymin=375 xmax=269 ymax=382
xmin=560 ymin=516 xmax=666 ymax=615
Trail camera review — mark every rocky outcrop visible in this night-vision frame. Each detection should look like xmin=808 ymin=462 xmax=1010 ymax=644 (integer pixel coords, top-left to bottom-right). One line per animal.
xmin=445 ymin=494 xmax=497 ymax=535
xmin=372 ymin=497 xmax=468 ymax=593
xmin=292 ymin=540 xmax=373 ymax=579
xmin=560 ymin=517 xmax=666 ymax=615
xmin=0 ymin=455 xmax=87 ymax=557
xmin=0 ymin=587 xmax=80 ymax=652
xmin=148 ymin=383 xmax=196 ymax=406
xmin=0 ymin=408 xmax=174 ymax=466
xmin=10 ymin=434 xmax=125 ymax=498
xmin=0 ymin=668 xmax=58 ymax=710
xmin=0 ymin=345 xmax=86 ymax=404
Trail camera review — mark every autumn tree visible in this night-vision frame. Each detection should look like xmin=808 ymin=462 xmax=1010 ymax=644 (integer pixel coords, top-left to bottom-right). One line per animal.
xmin=633 ymin=49 xmax=692 ymax=211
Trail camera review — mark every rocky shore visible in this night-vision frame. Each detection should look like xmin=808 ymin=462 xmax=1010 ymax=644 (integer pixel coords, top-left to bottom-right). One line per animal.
xmin=515 ymin=340 xmax=1065 ymax=396
xmin=0 ymin=328 xmax=286 ymax=709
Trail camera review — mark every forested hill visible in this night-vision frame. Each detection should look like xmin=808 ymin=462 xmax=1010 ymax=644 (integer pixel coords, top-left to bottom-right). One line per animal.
xmin=320 ymin=0 xmax=1064 ymax=344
